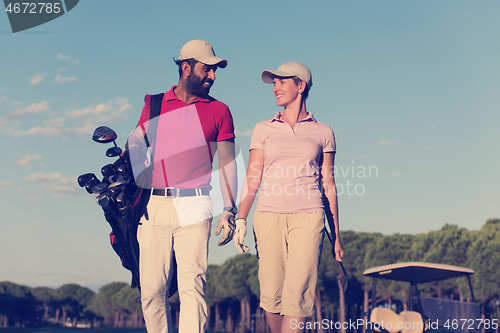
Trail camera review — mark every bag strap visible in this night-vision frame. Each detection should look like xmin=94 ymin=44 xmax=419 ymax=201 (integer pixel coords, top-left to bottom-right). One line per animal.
xmin=144 ymin=93 xmax=164 ymax=149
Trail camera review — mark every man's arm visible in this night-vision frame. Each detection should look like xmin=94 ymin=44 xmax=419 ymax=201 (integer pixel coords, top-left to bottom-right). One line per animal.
xmin=217 ymin=139 xmax=237 ymax=209
xmin=215 ymin=139 xmax=238 ymax=246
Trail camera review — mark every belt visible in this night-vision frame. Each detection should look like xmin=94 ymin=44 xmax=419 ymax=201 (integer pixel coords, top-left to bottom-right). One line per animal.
xmin=151 ymin=187 xmax=210 ymax=197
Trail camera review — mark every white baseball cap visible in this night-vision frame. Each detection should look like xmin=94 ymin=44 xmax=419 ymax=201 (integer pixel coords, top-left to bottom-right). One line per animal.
xmin=178 ymin=39 xmax=227 ymax=68
xmin=261 ymin=62 xmax=312 ymax=89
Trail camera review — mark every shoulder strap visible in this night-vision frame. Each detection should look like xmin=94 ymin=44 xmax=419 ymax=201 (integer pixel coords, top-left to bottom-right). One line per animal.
xmin=149 ymin=93 xmax=164 ymax=121
xmin=145 ymin=93 xmax=164 ymax=168
xmin=144 ymin=93 xmax=164 ymax=148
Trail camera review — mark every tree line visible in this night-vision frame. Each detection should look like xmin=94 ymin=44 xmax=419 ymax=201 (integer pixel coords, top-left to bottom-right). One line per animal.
xmin=1 ymin=219 xmax=499 ymax=332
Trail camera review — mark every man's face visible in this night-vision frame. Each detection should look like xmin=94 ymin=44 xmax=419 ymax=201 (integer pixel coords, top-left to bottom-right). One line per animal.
xmin=186 ymin=62 xmax=217 ymax=97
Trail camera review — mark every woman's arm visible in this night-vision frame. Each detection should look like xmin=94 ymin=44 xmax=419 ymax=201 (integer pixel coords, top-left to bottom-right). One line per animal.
xmin=238 ymin=149 xmax=264 ymax=220
xmin=233 ymin=149 xmax=264 ymax=253
xmin=321 ymin=152 xmax=344 ymax=261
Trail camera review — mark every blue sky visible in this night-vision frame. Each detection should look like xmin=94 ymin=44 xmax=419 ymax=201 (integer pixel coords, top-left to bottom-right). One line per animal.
xmin=1 ymin=0 xmax=499 ymax=291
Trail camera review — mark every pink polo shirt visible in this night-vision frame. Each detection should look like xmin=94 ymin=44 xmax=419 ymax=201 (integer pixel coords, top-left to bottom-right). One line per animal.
xmin=250 ymin=112 xmax=335 ymax=213
xmin=129 ymin=86 xmax=235 ymax=189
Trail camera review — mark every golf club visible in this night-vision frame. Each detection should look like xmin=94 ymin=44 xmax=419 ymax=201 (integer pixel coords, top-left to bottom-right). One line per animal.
xmin=91 ymin=182 xmax=109 ymax=194
xmin=325 ymin=227 xmax=349 ymax=294
xmin=101 ymin=164 xmax=116 ymax=178
xmin=116 ymin=163 xmax=129 ymax=176
xmin=92 ymin=126 xmax=118 ymax=146
xmin=108 ymin=175 xmax=126 ymax=188
xmin=77 ymin=173 xmax=97 ymax=187
xmin=85 ymin=178 xmax=101 ymax=194
xmin=106 ymin=146 xmax=123 ymax=157
xmin=96 ymin=192 xmax=114 ymax=213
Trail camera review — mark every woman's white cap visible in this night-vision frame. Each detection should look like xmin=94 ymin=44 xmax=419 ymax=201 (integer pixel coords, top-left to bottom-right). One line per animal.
xmin=261 ymin=62 xmax=312 ymax=89
xmin=178 ymin=39 xmax=227 ymax=68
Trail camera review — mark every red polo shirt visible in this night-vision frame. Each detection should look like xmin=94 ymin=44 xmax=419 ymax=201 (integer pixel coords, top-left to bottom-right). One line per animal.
xmin=131 ymin=86 xmax=235 ymax=189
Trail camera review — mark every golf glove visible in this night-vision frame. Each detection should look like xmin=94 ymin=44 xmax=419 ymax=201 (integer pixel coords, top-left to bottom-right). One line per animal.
xmin=216 ymin=210 xmax=235 ymax=246
xmin=234 ymin=218 xmax=250 ymax=253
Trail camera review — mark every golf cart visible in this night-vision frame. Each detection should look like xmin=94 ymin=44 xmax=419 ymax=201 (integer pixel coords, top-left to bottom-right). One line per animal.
xmin=363 ymin=262 xmax=482 ymax=333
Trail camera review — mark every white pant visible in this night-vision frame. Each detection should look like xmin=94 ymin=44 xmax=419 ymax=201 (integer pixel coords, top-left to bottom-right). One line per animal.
xmin=137 ymin=195 xmax=213 ymax=333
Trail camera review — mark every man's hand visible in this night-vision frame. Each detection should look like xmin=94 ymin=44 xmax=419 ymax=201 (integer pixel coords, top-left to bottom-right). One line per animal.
xmin=234 ymin=218 xmax=250 ymax=253
xmin=216 ymin=211 xmax=236 ymax=246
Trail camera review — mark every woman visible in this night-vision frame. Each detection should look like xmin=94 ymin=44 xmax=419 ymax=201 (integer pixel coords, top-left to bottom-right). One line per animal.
xmin=233 ymin=62 xmax=344 ymax=333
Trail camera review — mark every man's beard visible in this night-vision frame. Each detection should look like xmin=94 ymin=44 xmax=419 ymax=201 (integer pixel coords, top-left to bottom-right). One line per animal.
xmin=186 ymin=73 xmax=213 ymax=97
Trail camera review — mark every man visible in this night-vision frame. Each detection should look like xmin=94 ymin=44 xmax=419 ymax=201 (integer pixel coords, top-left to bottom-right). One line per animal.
xmin=126 ymin=40 xmax=238 ymax=333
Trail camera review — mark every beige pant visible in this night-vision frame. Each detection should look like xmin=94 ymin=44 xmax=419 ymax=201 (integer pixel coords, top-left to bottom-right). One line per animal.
xmin=138 ymin=195 xmax=212 ymax=333
xmin=253 ymin=211 xmax=325 ymax=317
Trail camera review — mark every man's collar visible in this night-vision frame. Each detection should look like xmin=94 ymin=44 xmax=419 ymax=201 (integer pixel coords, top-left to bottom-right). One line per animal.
xmin=165 ymin=86 xmax=213 ymax=104
xmin=270 ymin=111 xmax=316 ymax=123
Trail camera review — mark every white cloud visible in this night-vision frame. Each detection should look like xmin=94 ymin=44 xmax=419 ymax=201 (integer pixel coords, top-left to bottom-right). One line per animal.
xmin=1 ymin=98 xmax=131 ymax=139
xmin=425 ymin=146 xmax=433 ymax=150
xmin=57 ymin=53 xmax=79 ymax=64
xmin=377 ymin=140 xmax=393 ymax=146
xmin=23 ymin=172 xmax=79 ymax=197
xmin=0 ymin=180 xmax=12 ymax=187
xmin=235 ymin=128 xmax=253 ymax=137
xmin=5 ymin=117 xmax=83 ymax=138
xmin=54 ymin=73 xmax=77 ymax=83
xmin=391 ymin=172 xmax=403 ymax=177
xmin=15 ymin=154 xmax=43 ymax=166
xmin=67 ymin=98 xmax=131 ymax=123
xmin=431 ymin=124 xmax=438 ymax=129
xmin=29 ymin=73 xmax=46 ymax=85
xmin=68 ymin=102 xmax=114 ymax=118
xmin=5 ymin=100 xmax=50 ymax=118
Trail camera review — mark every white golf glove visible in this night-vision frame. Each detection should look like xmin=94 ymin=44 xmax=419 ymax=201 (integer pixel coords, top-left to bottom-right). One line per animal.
xmin=216 ymin=210 xmax=235 ymax=246
xmin=234 ymin=218 xmax=250 ymax=253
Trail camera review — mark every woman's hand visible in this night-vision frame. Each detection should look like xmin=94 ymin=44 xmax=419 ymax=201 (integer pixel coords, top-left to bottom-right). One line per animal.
xmin=333 ymin=238 xmax=345 ymax=262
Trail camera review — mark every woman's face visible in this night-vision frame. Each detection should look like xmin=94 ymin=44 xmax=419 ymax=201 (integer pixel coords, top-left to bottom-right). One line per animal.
xmin=272 ymin=77 xmax=301 ymax=107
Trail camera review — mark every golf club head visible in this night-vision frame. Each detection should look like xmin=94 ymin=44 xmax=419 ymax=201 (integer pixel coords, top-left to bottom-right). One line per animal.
xmin=92 ymin=126 xmax=117 ymax=144
xmin=85 ymin=178 xmax=101 ymax=194
xmin=115 ymin=191 xmax=126 ymax=203
xmin=106 ymin=175 xmax=117 ymax=184
xmin=110 ymin=187 xmax=126 ymax=204
xmin=96 ymin=192 xmax=114 ymax=212
xmin=101 ymin=164 xmax=116 ymax=178
xmin=109 ymin=183 xmax=126 ymax=197
xmin=106 ymin=146 xmax=122 ymax=157
xmin=113 ymin=156 xmax=126 ymax=170
xmin=340 ymin=262 xmax=350 ymax=294
xmin=116 ymin=163 xmax=129 ymax=176
xmin=115 ymin=192 xmax=128 ymax=211
xmin=108 ymin=175 xmax=126 ymax=189
xmin=91 ymin=182 xmax=109 ymax=194
xmin=77 ymin=173 xmax=96 ymax=187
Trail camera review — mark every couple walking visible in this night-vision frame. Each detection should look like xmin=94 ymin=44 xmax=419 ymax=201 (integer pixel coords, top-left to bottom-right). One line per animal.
xmin=126 ymin=39 xmax=344 ymax=333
